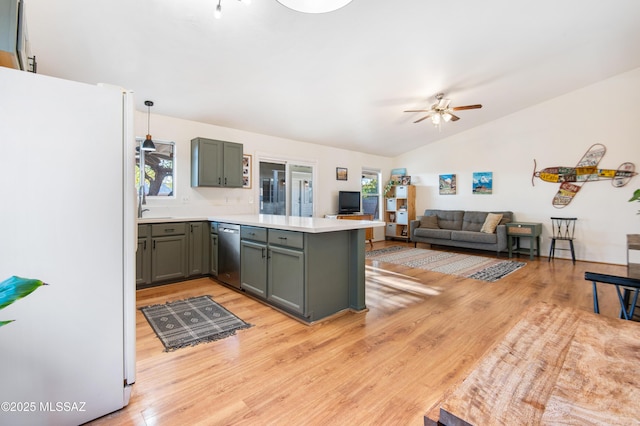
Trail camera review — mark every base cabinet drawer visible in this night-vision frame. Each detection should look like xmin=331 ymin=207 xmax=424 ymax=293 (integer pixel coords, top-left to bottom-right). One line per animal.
xmin=268 ymin=229 xmax=304 ymax=249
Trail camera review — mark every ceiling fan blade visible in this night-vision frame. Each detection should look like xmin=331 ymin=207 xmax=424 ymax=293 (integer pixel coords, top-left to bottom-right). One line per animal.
xmin=414 ymin=113 xmax=434 ymax=123
xmin=437 ymin=98 xmax=451 ymax=109
xmin=449 ymin=114 xmax=460 ymax=121
xmin=452 ymin=104 xmax=482 ymax=111
xmin=404 ymin=109 xmax=431 ymax=112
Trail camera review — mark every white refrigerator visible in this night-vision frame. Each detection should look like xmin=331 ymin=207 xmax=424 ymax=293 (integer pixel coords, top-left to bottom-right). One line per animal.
xmin=0 ymin=66 xmax=136 ymax=425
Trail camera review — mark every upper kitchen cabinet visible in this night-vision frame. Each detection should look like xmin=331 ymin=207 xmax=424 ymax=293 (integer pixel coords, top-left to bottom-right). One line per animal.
xmin=191 ymin=137 xmax=243 ymax=188
xmin=0 ymin=0 xmax=35 ymax=72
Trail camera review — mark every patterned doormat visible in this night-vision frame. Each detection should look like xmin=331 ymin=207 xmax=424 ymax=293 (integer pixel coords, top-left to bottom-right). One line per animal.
xmin=366 ymin=246 xmax=525 ymax=282
xmin=140 ymin=295 xmax=252 ymax=351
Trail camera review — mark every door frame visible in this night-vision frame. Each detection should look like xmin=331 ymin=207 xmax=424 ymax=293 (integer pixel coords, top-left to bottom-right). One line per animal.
xmin=255 ymin=152 xmax=317 ymax=217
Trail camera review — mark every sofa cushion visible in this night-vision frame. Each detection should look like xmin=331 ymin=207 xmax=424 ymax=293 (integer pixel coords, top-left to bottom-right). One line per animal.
xmin=462 ymin=211 xmax=489 ymax=232
xmin=481 ymin=213 xmax=503 ymax=234
xmin=422 ymin=210 xmax=464 ymax=230
xmin=414 ymin=228 xmax=453 ymax=240
xmin=451 ymin=230 xmax=498 ymax=244
xmin=419 ymin=215 xmax=440 ymax=229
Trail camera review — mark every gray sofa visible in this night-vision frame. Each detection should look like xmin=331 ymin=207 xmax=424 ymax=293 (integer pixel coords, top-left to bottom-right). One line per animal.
xmin=409 ymin=209 xmax=514 ymax=256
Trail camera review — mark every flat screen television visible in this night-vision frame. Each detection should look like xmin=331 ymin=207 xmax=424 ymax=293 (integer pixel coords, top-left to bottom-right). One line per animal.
xmin=338 ymin=191 xmax=361 ymax=214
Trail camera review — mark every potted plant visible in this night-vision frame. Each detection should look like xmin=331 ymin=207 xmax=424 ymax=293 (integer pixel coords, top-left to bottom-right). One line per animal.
xmin=630 ymin=189 xmax=640 ymax=214
xmin=384 ymin=180 xmax=394 ymax=198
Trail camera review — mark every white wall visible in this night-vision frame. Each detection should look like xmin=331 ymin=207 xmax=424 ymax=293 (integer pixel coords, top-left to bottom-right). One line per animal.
xmin=394 ymin=67 xmax=640 ymax=264
xmin=137 ymin=113 xmax=392 ymax=239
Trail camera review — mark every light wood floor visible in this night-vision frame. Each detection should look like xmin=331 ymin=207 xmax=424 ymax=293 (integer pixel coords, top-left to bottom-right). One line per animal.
xmin=90 ymin=241 xmax=625 ymax=426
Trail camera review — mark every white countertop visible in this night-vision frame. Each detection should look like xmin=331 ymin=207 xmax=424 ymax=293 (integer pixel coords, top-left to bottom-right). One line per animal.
xmin=138 ymin=214 xmax=384 ymax=233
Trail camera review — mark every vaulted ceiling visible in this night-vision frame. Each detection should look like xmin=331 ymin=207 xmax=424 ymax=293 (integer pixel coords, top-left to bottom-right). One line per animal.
xmin=25 ymin=0 xmax=640 ymax=157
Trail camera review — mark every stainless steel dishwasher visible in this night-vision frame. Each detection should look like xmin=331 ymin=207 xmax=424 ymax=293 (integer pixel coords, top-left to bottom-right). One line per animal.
xmin=217 ymin=223 xmax=241 ymax=289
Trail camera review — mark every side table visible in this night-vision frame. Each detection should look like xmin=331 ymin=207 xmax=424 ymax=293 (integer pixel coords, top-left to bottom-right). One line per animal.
xmin=506 ymin=222 xmax=542 ymax=260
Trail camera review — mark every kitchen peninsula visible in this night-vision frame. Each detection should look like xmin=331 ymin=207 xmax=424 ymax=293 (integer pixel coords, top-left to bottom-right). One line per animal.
xmin=138 ymin=214 xmax=384 ymax=323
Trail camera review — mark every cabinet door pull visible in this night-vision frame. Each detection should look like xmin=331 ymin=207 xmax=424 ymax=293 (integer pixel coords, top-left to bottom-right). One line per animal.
xmin=278 ymin=236 xmax=287 ymax=240
xmin=165 ymin=228 xmax=174 ymax=233
xmin=153 ymin=240 xmax=156 ymax=250
xmin=224 ymin=177 xmax=227 ymax=185
xmin=261 ymin=247 xmax=266 ymax=258
xmin=218 ymin=177 xmax=221 ymax=185
xmin=144 ymin=240 xmax=147 ymax=250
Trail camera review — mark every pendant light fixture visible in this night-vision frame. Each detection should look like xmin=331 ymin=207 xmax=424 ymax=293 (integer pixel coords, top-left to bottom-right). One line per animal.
xmin=142 ymin=100 xmax=156 ymax=152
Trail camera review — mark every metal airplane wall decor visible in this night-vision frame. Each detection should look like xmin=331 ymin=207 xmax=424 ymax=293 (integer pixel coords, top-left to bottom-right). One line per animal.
xmin=532 ymin=143 xmax=636 ymax=208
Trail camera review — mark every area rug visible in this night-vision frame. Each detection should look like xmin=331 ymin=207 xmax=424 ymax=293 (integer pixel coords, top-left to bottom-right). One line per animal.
xmin=366 ymin=246 xmax=525 ymax=282
xmin=140 ymin=295 xmax=252 ymax=352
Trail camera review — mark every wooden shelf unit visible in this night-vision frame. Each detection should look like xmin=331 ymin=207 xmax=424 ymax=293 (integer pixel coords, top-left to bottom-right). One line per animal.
xmin=384 ymin=185 xmax=415 ymax=241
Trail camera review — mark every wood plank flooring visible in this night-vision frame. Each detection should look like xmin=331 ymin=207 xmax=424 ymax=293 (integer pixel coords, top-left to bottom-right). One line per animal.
xmin=89 ymin=242 xmax=625 ymax=426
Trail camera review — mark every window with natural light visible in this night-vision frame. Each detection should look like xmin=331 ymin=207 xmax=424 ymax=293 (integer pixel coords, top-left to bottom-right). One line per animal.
xmin=361 ymin=169 xmax=381 ymax=220
xmin=135 ymin=139 xmax=175 ymax=197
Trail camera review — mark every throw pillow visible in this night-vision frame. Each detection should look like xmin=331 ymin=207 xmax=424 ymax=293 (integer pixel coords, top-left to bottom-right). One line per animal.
xmin=420 ymin=215 xmax=439 ymax=229
xmin=480 ymin=213 xmax=503 ymax=234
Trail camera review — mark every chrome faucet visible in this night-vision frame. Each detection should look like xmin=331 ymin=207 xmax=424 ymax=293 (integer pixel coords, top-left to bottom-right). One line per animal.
xmin=137 ymin=186 xmax=149 ymax=218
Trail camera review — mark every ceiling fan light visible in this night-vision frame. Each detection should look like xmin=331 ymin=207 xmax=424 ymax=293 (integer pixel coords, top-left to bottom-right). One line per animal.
xmin=431 ymin=113 xmax=441 ymax=125
xmin=442 ymin=112 xmax=452 ymax=122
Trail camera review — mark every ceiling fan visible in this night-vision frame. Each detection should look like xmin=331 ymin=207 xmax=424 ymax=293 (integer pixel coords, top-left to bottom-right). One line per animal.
xmin=405 ymin=93 xmax=482 ymax=126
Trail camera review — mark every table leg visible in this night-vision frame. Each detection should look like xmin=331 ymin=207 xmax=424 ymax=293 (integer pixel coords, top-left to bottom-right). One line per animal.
xmin=508 ymin=236 xmax=513 ymax=258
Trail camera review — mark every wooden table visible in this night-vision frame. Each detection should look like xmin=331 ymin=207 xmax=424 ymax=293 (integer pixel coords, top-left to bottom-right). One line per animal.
xmin=425 ymin=302 xmax=640 ymax=425
xmin=506 ymin=222 xmax=542 ymax=260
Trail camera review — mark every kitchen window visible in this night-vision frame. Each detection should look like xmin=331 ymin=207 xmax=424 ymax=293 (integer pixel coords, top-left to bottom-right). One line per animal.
xmin=135 ymin=139 xmax=175 ymax=197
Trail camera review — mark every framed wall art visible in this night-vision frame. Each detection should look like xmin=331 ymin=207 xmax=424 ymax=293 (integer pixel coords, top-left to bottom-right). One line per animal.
xmin=472 ymin=171 xmax=493 ymax=194
xmin=336 ymin=167 xmax=348 ymax=181
xmin=390 ymin=168 xmax=406 ymax=184
xmin=242 ymin=154 xmax=252 ymax=189
xmin=439 ymin=174 xmax=456 ymax=195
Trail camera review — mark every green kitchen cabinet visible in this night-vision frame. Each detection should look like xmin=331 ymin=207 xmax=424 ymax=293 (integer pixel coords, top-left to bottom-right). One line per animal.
xmin=191 ymin=137 xmax=243 ymax=188
xmin=136 ymin=224 xmax=152 ymax=287
xmin=268 ymin=244 xmax=305 ymax=314
xmin=241 ymin=240 xmax=268 ymax=298
xmin=240 ymin=225 xmax=268 ymax=298
xmin=266 ymin=229 xmax=305 ymax=314
xmin=241 ymin=226 xmax=304 ymax=308
xmin=151 ymin=223 xmax=187 ymax=282
xmin=235 ymin=225 xmax=357 ymax=322
xmin=188 ymin=221 xmax=210 ymax=277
